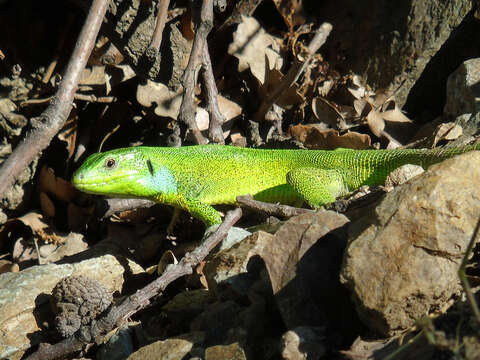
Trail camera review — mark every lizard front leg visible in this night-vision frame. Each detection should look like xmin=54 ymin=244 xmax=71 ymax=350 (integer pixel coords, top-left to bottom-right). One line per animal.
xmin=157 ymin=194 xmax=221 ymax=227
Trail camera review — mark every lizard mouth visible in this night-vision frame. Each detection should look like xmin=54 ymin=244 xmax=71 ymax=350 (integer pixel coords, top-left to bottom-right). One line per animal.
xmin=71 ymin=171 xmax=141 ymax=195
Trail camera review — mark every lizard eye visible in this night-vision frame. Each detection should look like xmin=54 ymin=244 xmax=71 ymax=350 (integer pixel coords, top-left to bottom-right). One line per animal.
xmin=104 ymin=158 xmax=116 ymax=170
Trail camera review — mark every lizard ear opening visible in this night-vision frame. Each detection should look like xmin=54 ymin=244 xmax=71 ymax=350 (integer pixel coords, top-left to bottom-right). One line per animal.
xmin=146 ymin=159 xmax=154 ymax=176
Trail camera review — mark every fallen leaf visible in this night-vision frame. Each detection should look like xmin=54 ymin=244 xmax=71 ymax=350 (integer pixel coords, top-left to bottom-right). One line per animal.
xmin=433 ymin=122 xmax=463 ymax=147
xmin=289 ymin=124 xmax=371 ymax=149
xmin=366 ymin=109 xmax=385 ymax=137
xmin=137 ymin=80 xmax=183 ymax=119
xmin=157 ymin=250 xmax=178 ymax=275
xmin=258 ymin=66 xmax=304 ymax=108
xmin=228 ymin=16 xmax=283 ymax=84
xmin=39 ymin=192 xmax=55 ymax=218
xmin=317 ymin=79 xmax=334 ymax=97
xmin=0 ymin=259 xmax=19 ymax=274
xmin=381 ymin=101 xmax=412 ymax=123
xmin=12 ymin=238 xmax=36 ymax=263
xmin=57 ymin=113 xmax=78 ymax=160
xmin=311 ymin=97 xmax=340 ymax=127
xmin=38 ymin=165 xmax=78 ymax=202
xmin=353 ymin=98 xmax=371 ymax=117
xmin=42 ymin=233 xmax=88 ymax=263
xmin=187 ymin=95 xmax=242 ymax=141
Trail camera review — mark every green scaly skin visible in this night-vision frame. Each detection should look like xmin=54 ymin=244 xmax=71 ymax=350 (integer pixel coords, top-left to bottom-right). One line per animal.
xmin=72 ymin=144 xmax=480 ymax=226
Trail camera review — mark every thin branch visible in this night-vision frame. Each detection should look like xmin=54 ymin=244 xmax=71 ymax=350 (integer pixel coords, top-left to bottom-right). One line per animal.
xmin=147 ymin=0 xmax=171 ymax=61
xmin=236 ymin=194 xmax=313 ymax=219
xmin=0 ymin=0 xmax=110 ymax=198
xmin=201 ymin=42 xmax=225 ymax=144
xmin=216 ymin=0 xmax=263 ymax=33
xmin=100 ymin=198 xmax=156 ymax=218
xmin=254 ymin=22 xmax=332 ymax=122
xmin=178 ymin=0 xmax=214 ymax=145
xmin=25 ymin=208 xmax=242 ymax=360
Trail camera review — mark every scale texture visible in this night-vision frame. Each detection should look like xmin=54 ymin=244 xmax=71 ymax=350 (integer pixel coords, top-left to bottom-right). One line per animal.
xmin=72 ymin=144 xmax=480 ymax=225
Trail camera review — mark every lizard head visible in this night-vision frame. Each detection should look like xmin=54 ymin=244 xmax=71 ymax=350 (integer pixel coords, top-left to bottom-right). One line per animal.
xmin=72 ymin=147 xmax=177 ymax=198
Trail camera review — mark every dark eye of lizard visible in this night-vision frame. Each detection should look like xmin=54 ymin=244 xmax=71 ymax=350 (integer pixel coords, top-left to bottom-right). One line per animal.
xmin=104 ymin=158 xmax=116 ymax=169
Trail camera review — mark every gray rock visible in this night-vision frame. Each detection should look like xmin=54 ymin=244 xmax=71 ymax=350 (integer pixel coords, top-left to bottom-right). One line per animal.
xmin=126 ymin=332 xmax=205 ymax=360
xmin=444 ymin=58 xmax=480 ymax=118
xmin=341 ymin=152 xmax=480 ymax=336
xmin=204 ymin=343 xmax=247 ymax=360
xmin=0 ymin=254 xmax=143 ymax=359
xmin=281 ymin=326 xmax=326 ymax=360
xmin=97 ymin=326 xmax=135 ymax=360
xmin=105 ymin=0 xmax=191 ymax=86
xmin=320 ymin=0 xmax=471 ymax=108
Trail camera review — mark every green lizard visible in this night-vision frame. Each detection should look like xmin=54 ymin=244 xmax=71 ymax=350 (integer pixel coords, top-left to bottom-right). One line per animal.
xmin=72 ymin=144 xmax=480 ymax=226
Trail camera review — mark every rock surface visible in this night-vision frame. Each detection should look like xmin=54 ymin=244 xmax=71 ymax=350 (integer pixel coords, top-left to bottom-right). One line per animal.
xmin=0 ymin=254 xmax=143 ymax=359
xmin=126 ymin=332 xmax=205 ymax=360
xmin=105 ymin=0 xmax=191 ymax=86
xmin=319 ymin=0 xmax=471 ymax=108
xmin=280 ymin=326 xmax=326 ymax=360
xmin=341 ymin=151 xmax=480 ymax=336
xmin=444 ymin=58 xmax=480 ymax=118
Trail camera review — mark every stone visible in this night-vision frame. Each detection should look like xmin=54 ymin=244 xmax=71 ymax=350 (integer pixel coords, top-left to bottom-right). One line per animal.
xmin=341 ymin=152 xmax=480 ymax=336
xmin=0 ymin=254 xmax=143 ymax=358
xmin=444 ymin=58 xmax=480 ymax=118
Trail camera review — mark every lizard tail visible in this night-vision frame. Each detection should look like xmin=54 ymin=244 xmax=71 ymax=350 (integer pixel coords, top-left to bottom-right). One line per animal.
xmin=417 ymin=142 xmax=480 ymax=168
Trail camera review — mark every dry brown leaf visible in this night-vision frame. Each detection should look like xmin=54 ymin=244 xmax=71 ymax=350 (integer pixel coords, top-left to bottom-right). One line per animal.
xmin=17 ymin=212 xmax=66 ymax=244
xmin=195 ymin=261 xmax=209 ymax=289
xmin=38 ymin=165 xmax=78 ymax=202
xmin=0 ymin=259 xmax=19 ymax=274
xmin=228 ymin=16 xmax=283 ymax=84
xmin=366 ymin=109 xmax=385 ymax=137
xmin=353 ymin=98 xmax=371 ymax=117
xmin=381 ymin=103 xmax=412 ymax=123
xmin=258 ymin=67 xmax=304 ymax=108
xmin=157 ymin=250 xmax=178 ymax=275
xmin=433 ymin=122 xmax=463 ymax=147
xmin=351 ymin=74 xmax=364 ymax=88
xmin=57 ymin=113 xmax=78 ymax=160
xmin=39 ymin=192 xmax=55 ymax=218
xmin=317 ymin=79 xmax=334 ymax=97
xmin=372 ymin=90 xmax=390 ymax=108
xmin=311 ymin=97 xmax=340 ymax=127
xmin=42 ymin=233 xmax=88 ymax=263
xmin=347 ymin=85 xmax=367 ymax=100
xmin=180 ymin=6 xmax=195 ymax=41
xmin=188 ymin=95 xmax=242 ymax=142
xmin=137 ymin=80 xmax=183 ymax=119
xmin=289 ymin=124 xmax=371 ymax=149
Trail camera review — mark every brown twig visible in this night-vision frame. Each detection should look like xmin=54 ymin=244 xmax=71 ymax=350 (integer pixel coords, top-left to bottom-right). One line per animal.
xmin=0 ymin=0 xmax=110 ymax=198
xmin=74 ymin=94 xmax=116 ymax=103
xmin=25 ymin=208 xmax=242 ymax=360
xmin=147 ymin=0 xmax=171 ymax=61
xmin=216 ymin=0 xmax=263 ymax=33
xmin=201 ymin=42 xmax=225 ymax=144
xmin=236 ymin=194 xmax=313 ymax=219
xmin=100 ymin=198 xmax=156 ymax=218
xmin=178 ymin=0 xmax=214 ymax=145
xmin=254 ymin=22 xmax=332 ymax=122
